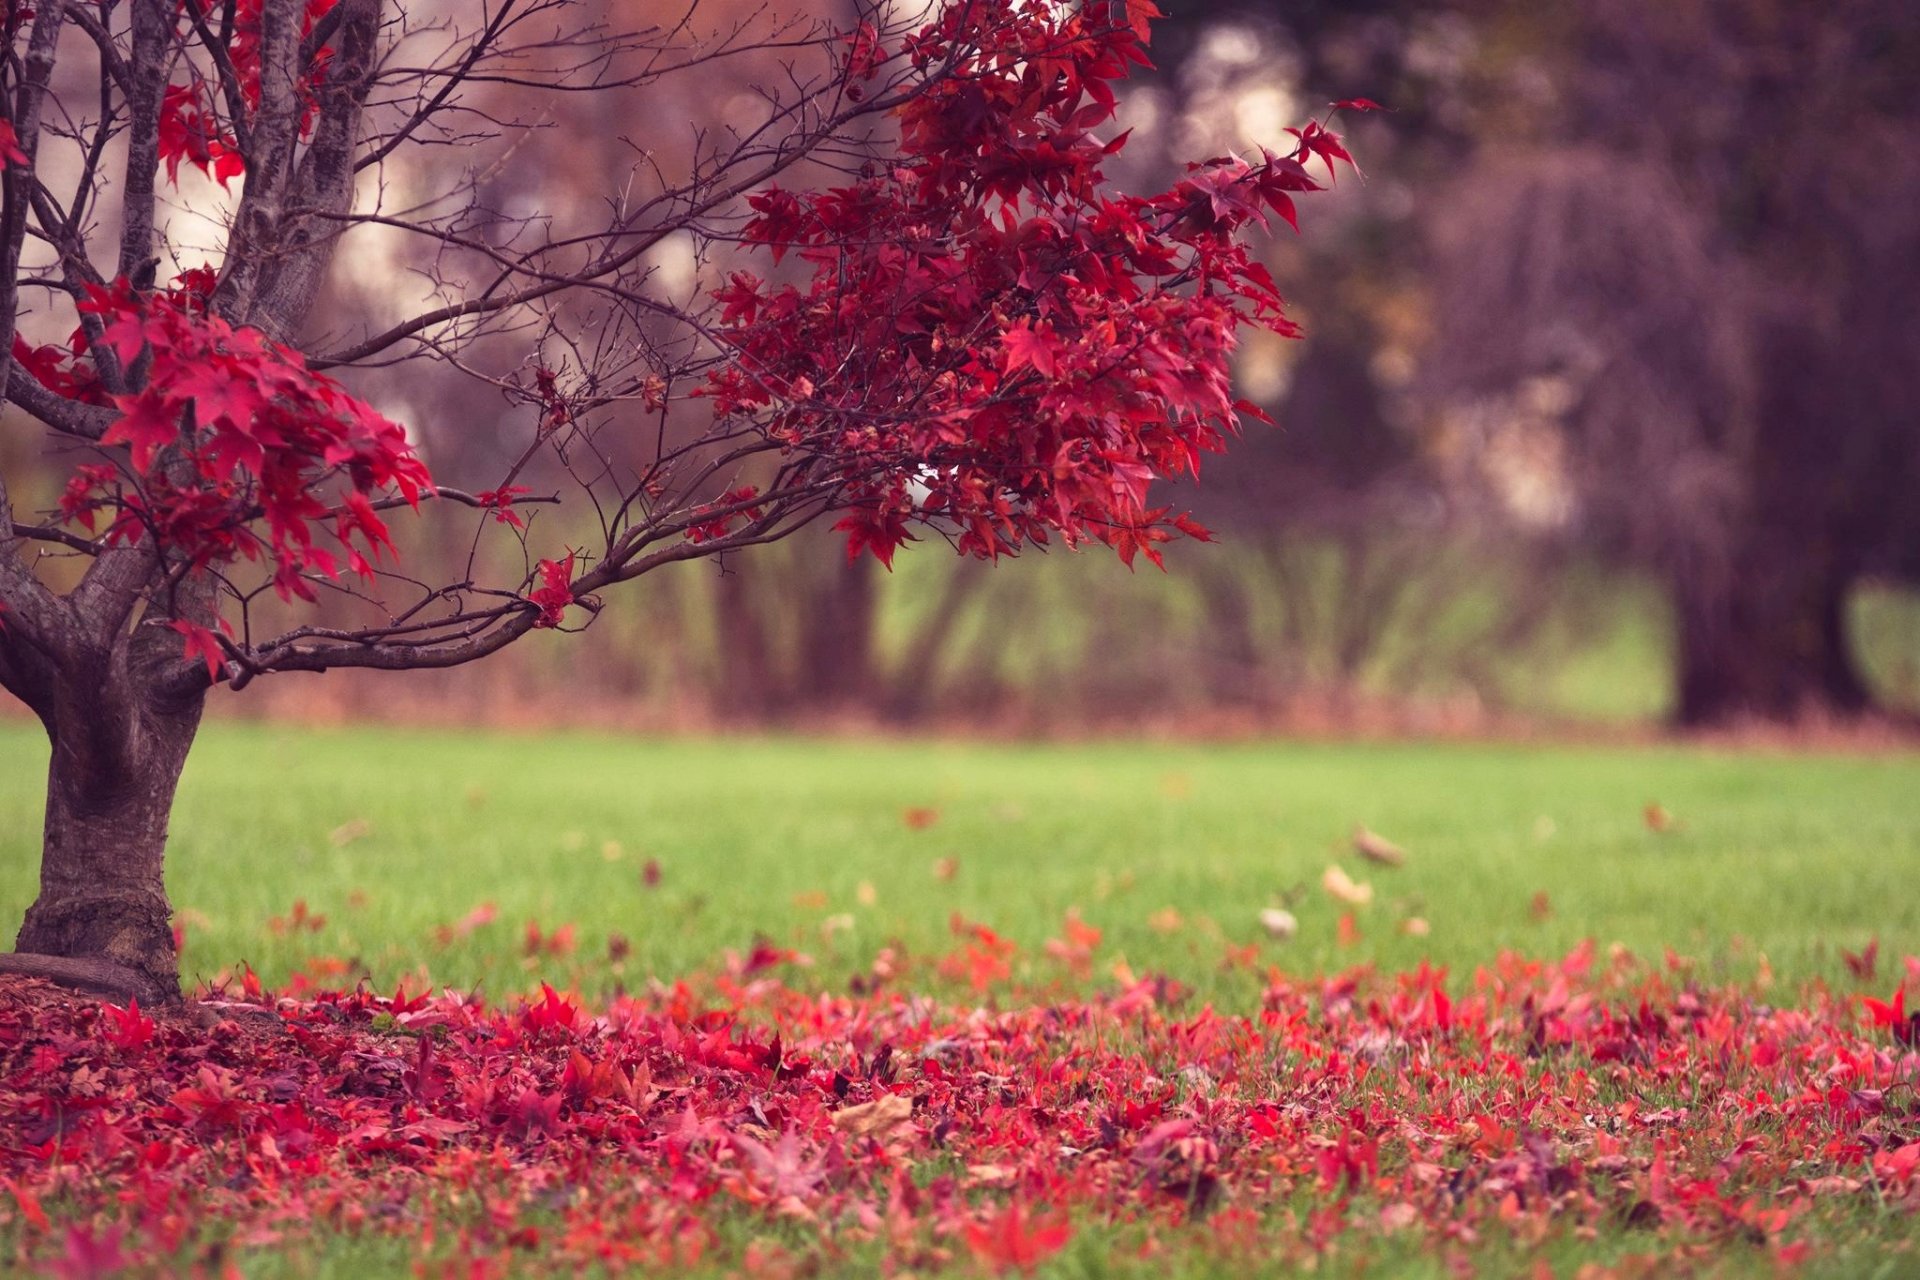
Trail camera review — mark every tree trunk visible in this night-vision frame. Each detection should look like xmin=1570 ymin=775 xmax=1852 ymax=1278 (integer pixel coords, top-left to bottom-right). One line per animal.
xmin=9 ymin=678 xmax=202 ymax=1005
xmin=797 ymin=554 xmax=876 ymax=709
xmin=713 ymin=559 xmax=779 ymax=719
xmin=1672 ymin=542 xmax=1870 ymax=727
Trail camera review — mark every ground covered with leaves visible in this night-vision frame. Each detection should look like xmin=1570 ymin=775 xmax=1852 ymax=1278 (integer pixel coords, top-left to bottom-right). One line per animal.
xmin=3 ymin=941 xmax=1917 ymax=1278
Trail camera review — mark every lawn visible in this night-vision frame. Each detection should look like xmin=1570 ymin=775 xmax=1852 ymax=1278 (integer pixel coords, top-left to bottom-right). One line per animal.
xmin=1 ymin=721 xmax=1916 ymax=1278
xmin=2 ymin=722 xmax=1914 ymax=1002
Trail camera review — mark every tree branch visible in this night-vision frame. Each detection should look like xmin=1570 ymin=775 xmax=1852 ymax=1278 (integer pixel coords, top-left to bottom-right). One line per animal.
xmin=245 ymin=0 xmax=383 ymax=338
xmin=5 ymin=364 xmax=118 ymax=440
xmin=115 ymin=0 xmax=171 ymax=285
xmin=209 ymin=0 xmax=309 ymax=327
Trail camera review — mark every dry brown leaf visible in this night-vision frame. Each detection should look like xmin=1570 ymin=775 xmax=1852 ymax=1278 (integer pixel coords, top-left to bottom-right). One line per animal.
xmin=965 ymin=1163 xmax=1018 ymax=1187
xmin=328 ymin=818 xmax=372 ymax=847
xmin=1352 ymin=826 xmax=1406 ymax=867
xmin=831 ymin=1092 xmax=913 ymax=1140
xmin=1259 ymin=908 xmax=1298 ymax=940
xmin=1321 ymin=864 xmax=1374 ymax=907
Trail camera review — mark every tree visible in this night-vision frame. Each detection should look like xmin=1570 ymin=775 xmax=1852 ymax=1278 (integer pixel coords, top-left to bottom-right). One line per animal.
xmin=1421 ymin=0 xmax=1920 ymax=725
xmin=0 ymin=0 xmax=1350 ymax=1002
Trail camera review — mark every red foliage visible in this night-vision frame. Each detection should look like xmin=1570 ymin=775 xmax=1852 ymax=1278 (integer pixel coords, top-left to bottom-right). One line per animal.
xmin=711 ymin=0 xmax=1333 ymax=571
xmin=9 ymin=0 xmax=1345 ymax=688
xmin=38 ymin=276 xmax=429 ymax=603
xmin=527 ymin=555 xmax=576 ymax=629
xmin=0 ymin=117 xmax=26 ymax=167
xmin=1 ymin=945 xmax=1916 ymax=1272
xmin=157 ymin=0 xmax=340 ymax=187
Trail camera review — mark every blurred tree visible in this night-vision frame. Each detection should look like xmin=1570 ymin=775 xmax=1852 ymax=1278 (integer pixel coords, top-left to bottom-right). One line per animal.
xmin=1426 ymin=0 xmax=1920 ymax=724
xmin=1135 ymin=0 xmax=1581 ymax=712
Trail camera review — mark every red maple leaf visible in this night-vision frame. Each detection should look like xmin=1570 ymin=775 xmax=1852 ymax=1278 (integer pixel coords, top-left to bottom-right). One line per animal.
xmin=101 ymin=998 xmax=156 ymax=1052
xmin=1862 ymin=987 xmax=1918 ymax=1045
xmin=0 ymin=118 xmax=27 ymax=166
xmin=963 ymin=1202 xmax=1072 ymax=1275
xmin=528 ymin=552 xmax=576 ymax=627
xmin=167 ymin=619 xmax=228 ymax=683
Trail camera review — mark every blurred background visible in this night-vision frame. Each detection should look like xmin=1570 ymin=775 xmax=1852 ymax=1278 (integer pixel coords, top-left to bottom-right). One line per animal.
xmin=5 ymin=0 xmax=1916 ymax=736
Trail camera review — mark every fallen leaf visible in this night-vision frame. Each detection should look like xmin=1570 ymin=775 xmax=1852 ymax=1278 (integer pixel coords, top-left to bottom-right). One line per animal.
xmin=328 ymin=818 xmax=372 ymax=847
xmin=1843 ymin=938 xmax=1878 ymax=981
xmin=1352 ymin=826 xmax=1406 ymax=867
xmin=1222 ymin=942 xmax=1260 ymax=969
xmin=831 ymin=1092 xmax=913 ymax=1140
xmin=432 ymin=902 xmax=497 ymax=945
xmin=1336 ymin=913 xmax=1362 ymax=947
xmin=965 ymin=1163 xmax=1018 ymax=1187
xmin=1322 ymin=864 xmax=1373 ymax=907
xmin=1259 ymin=908 xmax=1297 ymax=940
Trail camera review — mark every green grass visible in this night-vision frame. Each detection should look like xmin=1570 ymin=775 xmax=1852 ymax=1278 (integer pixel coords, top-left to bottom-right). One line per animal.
xmin=3 ymin=721 xmax=1918 ymax=1278
xmin=1 ymin=721 xmax=1914 ymax=1004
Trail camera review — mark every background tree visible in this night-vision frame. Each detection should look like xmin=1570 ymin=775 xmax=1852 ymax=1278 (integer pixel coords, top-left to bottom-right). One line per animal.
xmin=1420 ymin=0 xmax=1920 ymax=725
xmin=0 ymin=0 xmax=1348 ymax=1002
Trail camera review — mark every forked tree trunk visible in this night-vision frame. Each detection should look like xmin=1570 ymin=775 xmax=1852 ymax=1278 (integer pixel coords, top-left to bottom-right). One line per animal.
xmin=9 ymin=677 xmax=202 ymax=1004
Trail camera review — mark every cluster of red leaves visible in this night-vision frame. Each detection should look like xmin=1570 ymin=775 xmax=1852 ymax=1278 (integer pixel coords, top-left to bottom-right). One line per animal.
xmin=159 ymin=0 xmax=340 ymax=186
xmin=709 ymin=0 xmax=1336 ymax=569
xmin=2 ymin=947 xmax=1915 ymax=1276
xmin=23 ymin=275 xmax=430 ymax=660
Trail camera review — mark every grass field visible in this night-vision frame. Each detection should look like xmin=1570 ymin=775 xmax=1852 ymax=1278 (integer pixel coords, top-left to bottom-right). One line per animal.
xmin=2 ymin=721 xmax=1914 ymax=1003
xmin=2 ymin=723 xmax=1918 ymax=1280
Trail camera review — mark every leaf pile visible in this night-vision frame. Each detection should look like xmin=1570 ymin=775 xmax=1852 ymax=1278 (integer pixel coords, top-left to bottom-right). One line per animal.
xmin=1 ymin=947 xmax=1916 ymax=1276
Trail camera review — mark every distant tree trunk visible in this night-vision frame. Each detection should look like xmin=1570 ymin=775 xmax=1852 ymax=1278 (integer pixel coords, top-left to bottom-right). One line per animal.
xmin=884 ymin=558 xmax=987 ymax=722
xmin=797 ymin=554 xmax=876 ymax=707
xmin=713 ymin=560 xmax=779 ymax=718
xmin=9 ymin=668 xmax=203 ymax=1005
xmin=1673 ymin=541 xmax=1870 ymax=726
xmin=1194 ymin=564 xmax=1271 ymax=708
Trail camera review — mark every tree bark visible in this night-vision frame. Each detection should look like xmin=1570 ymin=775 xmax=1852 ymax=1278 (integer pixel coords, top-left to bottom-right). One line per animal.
xmin=797 ymin=554 xmax=876 ymax=708
xmin=9 ymin=674 xmax=204 ymax=1005
xmin=1672 ymin=541 xmax=1870 ymax=727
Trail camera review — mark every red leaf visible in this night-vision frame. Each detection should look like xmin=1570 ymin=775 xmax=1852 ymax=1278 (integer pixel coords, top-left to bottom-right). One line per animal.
xmin=166 ymin=619 xmax=228 ymax=684
xmin=102 ymin=998 xmax=157 ymax=1052
xmin=964 ymin=1202 xmax=1072 ymax=1274
xmin=528 ymin=553 xmax=576 ymax=627
xmin=0 ymin=118 xmax=27 ymax=166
